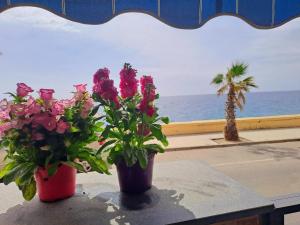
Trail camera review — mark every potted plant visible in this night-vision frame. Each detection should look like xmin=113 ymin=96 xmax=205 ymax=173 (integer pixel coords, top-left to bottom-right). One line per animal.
xmin=92 ymin=63 xmax=169 ymax=194
xmin=211 ymin=62 xmax=258 ymax=141
xmin=0 ymin=83 xmax=108 ymax=201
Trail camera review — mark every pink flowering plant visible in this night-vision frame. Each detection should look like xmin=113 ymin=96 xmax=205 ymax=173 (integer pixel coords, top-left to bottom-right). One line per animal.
xmin=93 ymin=63 xmax=169 ymax=169
xmin=0 ymin=83 xmax=108 ymax=200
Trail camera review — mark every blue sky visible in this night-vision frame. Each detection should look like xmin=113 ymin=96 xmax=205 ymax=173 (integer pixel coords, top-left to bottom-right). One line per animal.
xmin=1 ymin=7 xmax=300 ymax=98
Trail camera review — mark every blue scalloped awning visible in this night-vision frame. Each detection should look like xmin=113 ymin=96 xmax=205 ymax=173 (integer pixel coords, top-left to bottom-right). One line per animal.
xmin=1 ymin=0 xmax=300 ymax=29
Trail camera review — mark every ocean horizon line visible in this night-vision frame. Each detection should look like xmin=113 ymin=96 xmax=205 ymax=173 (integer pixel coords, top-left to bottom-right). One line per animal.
xmin=160 ymin=89 xmax=300 ymax=98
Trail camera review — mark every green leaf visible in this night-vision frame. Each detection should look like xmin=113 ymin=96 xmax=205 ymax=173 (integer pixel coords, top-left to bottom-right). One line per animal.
xmin=47 ymin=162 xmax=59 ymax=177
xmin=109 ymin=131 xmax=122 ymax=139
xmin=137 ymin=149 xmax=148 ymax=170
xmin=17 ymin=164 xmax=35 ymax=186
xmin=77 ymin=150 xmax=109 ymax=174
xmin=145 ymin=144 xmax=165 ymax=153
xmin=44 ymin=153 xmax=53 ymax=168
xmin=0 ymin=161 xmax=16 ymax=179
xmin=150 ymin=124 xmax=168 ymax=147
xmin=101 ymin=125 xmax=112 ymax=139
xmin=2 ymin=163 xmax=25 ymax=185
xmin=90 ymin=104 xmax=101 ymax=117
xmin=161 ymin=117 xmax=170 ymax=124
xmin=63 ymin=161 xmax=85 ymax=172
xmin=70 ymin=125 xmax=80 ymax=133
xmin=22 ymin=179 xmax=36 ymax=201
xmin=96 ymin=140 xmax=117 ymax=155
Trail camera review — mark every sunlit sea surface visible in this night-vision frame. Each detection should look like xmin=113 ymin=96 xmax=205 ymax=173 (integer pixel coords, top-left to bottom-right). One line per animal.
xmin=157 ymin=91 xmax=300 ymax=122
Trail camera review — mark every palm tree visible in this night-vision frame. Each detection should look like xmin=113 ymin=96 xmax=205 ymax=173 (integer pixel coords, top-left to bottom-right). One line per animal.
xmin=211 ymin=62 xmax=257 ymax=141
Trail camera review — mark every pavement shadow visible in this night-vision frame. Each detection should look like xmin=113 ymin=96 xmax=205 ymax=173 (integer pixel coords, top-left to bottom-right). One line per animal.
xmin=0 ymin=185 xmax=195 ymax=225
xmin=246 ymin=144 xmax=300 ymax=160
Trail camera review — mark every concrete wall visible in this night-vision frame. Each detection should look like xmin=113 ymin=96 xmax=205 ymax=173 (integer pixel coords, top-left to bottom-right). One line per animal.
xmin=162 ymin=114 xmax=300 ymax=136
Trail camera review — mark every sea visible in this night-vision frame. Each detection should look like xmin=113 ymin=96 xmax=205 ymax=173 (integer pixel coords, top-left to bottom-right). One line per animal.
xmin=157 ymin=90 xmax=300 ymax=122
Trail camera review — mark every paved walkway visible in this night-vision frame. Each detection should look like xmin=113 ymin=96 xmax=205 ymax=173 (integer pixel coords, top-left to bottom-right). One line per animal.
xmin=166 ymin=127 xmax=300 ymax=150
xmin=158 ymin=141 xmax=300 ymax=225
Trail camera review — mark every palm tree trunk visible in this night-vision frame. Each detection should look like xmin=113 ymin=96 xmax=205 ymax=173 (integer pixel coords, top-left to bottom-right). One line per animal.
xmin=224 ymin=84 xmax=239 ymax=141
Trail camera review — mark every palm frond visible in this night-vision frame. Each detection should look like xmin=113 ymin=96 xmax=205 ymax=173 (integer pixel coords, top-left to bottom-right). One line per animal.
xmin=217 ymin=85 xmax=228 ymax=96
xmin=234 ymin=96 xmax=244 ymax=110
xmin=238 ymin=91 xmax=246 ymax=105
xmin=230 ymin=62 xmax=248 ymax=78
xmin=211 ymin=74 xmax=224 ymax=85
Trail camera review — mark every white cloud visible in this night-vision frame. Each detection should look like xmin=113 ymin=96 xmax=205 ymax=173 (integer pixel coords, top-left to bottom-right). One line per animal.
xmin=0 ymin=7 xmax=79 ymax=32
xmin=1 ymin=8 xmax=300 ymax=96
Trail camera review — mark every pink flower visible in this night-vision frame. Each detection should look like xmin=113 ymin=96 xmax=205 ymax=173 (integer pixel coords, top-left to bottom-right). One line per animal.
xmin=0 ymin=122 xmax=12 ymax=137
xmin=74 ymin=84 xmax=87 ymax=93
xmin=51 ymin=101 xmax=65 ymax=116
xmin=31 ymin=131 xmax=44 ymax=141
xmin=39 ymin=89 xmax=55 ymax=101
xmin=42 ymin=116 xmax=57 ymax=131
xmin=16 ymin=118 xmax=33 ymax=129
xmin=59 ymin=99 xmax=75 ymax=108
xmin=56 ymin=120 xmax=69 ymax=134
xmin=80 ymin=110 xmax=89 ymax=119
xmin=25 ymin=97 xmax=41 ymax=116
xmin=80 ymin=98 xmax=94 ymax=118
xmin=84 ymin=98 xmax=94 ymax=111
xmin=33 ymin=113 xmax=56 ymax=131
xmin=93 ymin=68 xmax=110 ymax=84
xmin=0 ymin=110 xmax=10 ymax=120
xmin=119 ymin=64 xmax=138 ymax=99
xmin=0 ymin=99 xmax=10 ymax=111
xmin=10 ymin=104 xmax=26 ymax=117
xmin=16 ymin=83 xmax=33 ymax=97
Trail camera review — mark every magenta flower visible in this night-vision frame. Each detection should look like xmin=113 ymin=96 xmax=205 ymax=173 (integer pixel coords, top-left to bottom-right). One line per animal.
xmin=140 ymin=76 xmax=156 ymax=102
xmin=139 ymin=76 xmax=156 ymax=117
xmin=119 ymin=64 xmax=138 ymax=98
xmin=39 ymin=89 xmax=55 ymax=101
xmin=16 ymin=83 xmax=33 ymax=98
xmin=139 ymin=99 xmax=155 ymax=117
xmin=93 ymin=68 xmax=110 ymax=84
xmin=56 ymin=120 xmax=69 ymax=134
xmin=93 ymin=78 xmax=120 ymax=108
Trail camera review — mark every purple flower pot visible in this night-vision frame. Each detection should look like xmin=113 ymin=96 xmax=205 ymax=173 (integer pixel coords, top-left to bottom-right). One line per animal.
xmin=116 ymin=153 xmax=155 ymax=194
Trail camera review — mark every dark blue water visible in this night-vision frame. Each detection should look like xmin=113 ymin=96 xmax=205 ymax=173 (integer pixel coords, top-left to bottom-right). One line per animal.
xmin=157 ymin=91 xmax=300 ymax=122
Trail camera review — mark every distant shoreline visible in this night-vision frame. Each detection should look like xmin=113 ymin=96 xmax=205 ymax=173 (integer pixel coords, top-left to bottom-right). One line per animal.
xmin=160 ymin=89 xmax=300 ymax=98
